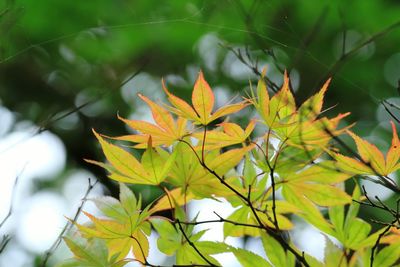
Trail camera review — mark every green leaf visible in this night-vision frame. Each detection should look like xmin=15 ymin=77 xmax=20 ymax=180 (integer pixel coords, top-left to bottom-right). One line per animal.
xmin=91 ymin=196 xmax=128 ymax=222
xmin=119 ymin=183 xmax=138 ymax=215
xmin=61 ymin=236 xmax=129 ymax=267
xmin=374 ymin=242 xmax=400 ymax=267
xmin=328 ymin=205 xmax=345 ymax=241
xmin=344 ymin=184 xmax=361 ymax=229
xmin=282 ymin=185 xmax=333 ymax=235
xmin=345 ymin=218 xmax=371 ymax=249
xmin=152 ymin=219 xmax=181 ymax=255
xmin=324 ymin=237 xmax=346 ymax=267
xmin=141 ymin=141 xmax=176 ymax=184
xmin=261 ymin=232 xmax=287 ymax=267
xmin=195 ymin=241 xmax=231 ymax=255
xmin=232 ymin=247 xmax=272 ymax=267
xmin=243 ymin=154 xmax=257 ymax=186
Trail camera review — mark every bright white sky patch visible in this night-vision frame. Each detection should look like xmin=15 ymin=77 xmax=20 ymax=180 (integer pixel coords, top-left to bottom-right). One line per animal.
xmin=0 ymin=120 xmax=67 ymax=256
xmin=292 ymin=224 xmax=325 ymax=262
xmin=17 ymin=192 xmax=68 ymax=253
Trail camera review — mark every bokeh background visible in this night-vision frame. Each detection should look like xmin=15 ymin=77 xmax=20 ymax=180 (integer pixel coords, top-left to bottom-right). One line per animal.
xmin=1 ymin=0 xmax=400 ymax=266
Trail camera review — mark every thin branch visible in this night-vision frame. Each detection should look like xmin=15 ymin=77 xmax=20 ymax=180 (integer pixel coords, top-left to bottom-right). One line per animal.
xmin=178 ymin=139 xmax=310 ymax=267
xmin=172 ymin=212 xmax=264 ymax=230
xmin=0 ymin=165 xmax=25 ymax=229
xmin=370 ymin=223 xmax=393 ymax=267
xmin=381 ymin=100 xmax=400 ymax=123
xmin=221 ymin=44 xmax=280 ymax=93
xmin=0 ymin=65 xmax=145 ymax=156
xmin=288 ymin=6 xmax=329 ymax=70
xmin=0 ymin=235 xmax=11 ymax=254
xmin=175 ymin=219 xmax=219 ymax=267
xmin=315 ymin=19 xmax=400 ymax=91
xmin=40 ymin=178 xmax=98 ymax=267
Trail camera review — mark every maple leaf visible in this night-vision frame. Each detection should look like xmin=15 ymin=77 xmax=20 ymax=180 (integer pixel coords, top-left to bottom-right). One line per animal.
xmin=162 ymin=70 xmax=247 ymax=125
xmin=248 ymin=70 xmax=296 ymax=128
xmin=61 ymin=236 xmax=130 ymax=267
xmin=165 ymin=142 xmax=253 ymax=198
xmin=280 ymin=161 xmax=353 ymax=234
xmin=223 ymin=200 xmax=298 ymax=237
xmin=250 ymin=70 xmax=350 ymax=149
xmin=151 ymin=218 xmax=228 ymax=266
xmin=74 ymin=183 xmax=152 ymax=264
xmin=332 ymin=121 xmax=400 ymax=176
xmin=86 ymin=131 xmax=176 ymax=185
xmin=280 ymin=112 xmax=352 ymax=149
xmin=328 ymin=185 xmax=391 ymax=251
xmin=192 ymin=120 xmax=256 ymax=150
xmin=112 ymin=94 xmax=188 ymax=148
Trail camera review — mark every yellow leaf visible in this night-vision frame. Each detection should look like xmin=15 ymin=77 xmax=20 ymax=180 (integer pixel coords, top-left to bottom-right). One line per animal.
xmin=150 ymin=188 xmax=197 ymax=213
xmin=267 ymin=71 xmax=296 ymax=126
xmin=208 ymin=145 xmax=254 ymax=177
xmin=138 ymin=93 xmax=175 ymax=134
xmin=162 ymin=79 xmax=199 ymax=121
xmin=330 ymin=153 xmax=372 ymax=175
xmin=289 ymin=161 xmax=352 ymax=184
xmin=192 ymin=70 xmax=215 ymax=124
xmin=347 ymin=131 xmax=386 ymax=174
xmin=92 ymin=129 xmax=151 ymax=184
xmin=163 ymin=71 xmax=247 ymax=125
xmin=256 ymin=69 xmax=270 ymax=121
xmin=385 ymin=121 xmax=400 ymax=173
xmin=332 ymin=122 xmax=400 ymax=176
xmin=193 ymin=120 xmax=256 ymax=150
xmin=298 ymin=78 xmax=330 ymax=120
xmin=209 ymin=103 xmax=247 ymax=122
xmin=110 ymin=96 xmax=188 ymax=148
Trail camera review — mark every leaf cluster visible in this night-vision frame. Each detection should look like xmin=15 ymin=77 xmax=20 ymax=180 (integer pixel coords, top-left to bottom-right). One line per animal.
xmin=60 ymin=71 xmax=400 ymax=267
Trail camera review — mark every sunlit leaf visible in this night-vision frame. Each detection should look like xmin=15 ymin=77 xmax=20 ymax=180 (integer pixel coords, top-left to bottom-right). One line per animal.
xmin=333 ymin=122 xmax=400 ymax=176
xmin=72 ymin=184 xmax=152 ymax=262
xmin=232 ymin=247 xmax=272 ymax=267
xmin=163 ymin=71 xmax=247 ymax=125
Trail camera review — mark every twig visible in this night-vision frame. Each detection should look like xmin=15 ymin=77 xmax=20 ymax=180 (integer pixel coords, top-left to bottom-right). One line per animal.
xmin=172 ymin=212 xmax=264 ymax=230
xmin=176 ymin=219 xmax=219 ymax=267
xmin=0 ymin=166 xmax=23 ymax=229
xmin=40 ymin=178 xmax=97 ymax=267
xmin=381 ymin=100 xmax=400 ymax=123
xmin=370 ymin=223 xmax=393 ymax=267
xmin=178 ymin=139 xmax=310 ymax=267
xmin=315 ymin=19 xmax=400 ymax=91
xmin=0 ymin=235 xmax=11 ymax=254
xmin=222 ymin=44 xmax=280 ymax=93
xmin=0 ymin=65 xmax=145 ymax=155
